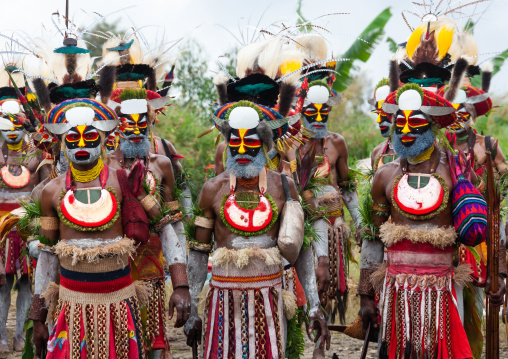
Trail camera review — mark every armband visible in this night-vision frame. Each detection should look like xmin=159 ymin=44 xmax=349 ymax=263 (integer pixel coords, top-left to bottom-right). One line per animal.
xmin=165 ymin=200 xmax=180 ymax=212
xmin=357 ymin=269 xmax=375 ymax=297
xmin=153 ymin=212 xmax=183 ymax=232
xmin=40 ymin=217 xmax=59 ymax=231
xmin=140 ymin=194 xmax=158 ymax=212
xmin=195 ymin=216 xmax=214 ymax=229
xmin=188 ymin=240 xmax=213 ymax=253
xmin=289 ymin=159 xmax=297 ymax=173
xmin=372 ymin=202 xmax=390 ymax=214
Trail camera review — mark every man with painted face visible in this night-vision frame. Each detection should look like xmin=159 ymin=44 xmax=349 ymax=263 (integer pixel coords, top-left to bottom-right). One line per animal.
xmin=106 ymin=88 xmax=190 ymax=357
xmin=28 ymin=98 xmax=190 ymax=359
xmin=298 ymin=78 xmax=363 ymax=326
xmin=184 ymin=100 xmax=330 ymax=358
xmin=358 ymin=80 xmax=506 ymax=358
xmin=0 ymin=96 xmax=49 ymax=353
xmin=369 ymin=79 xmax=398 ymax=172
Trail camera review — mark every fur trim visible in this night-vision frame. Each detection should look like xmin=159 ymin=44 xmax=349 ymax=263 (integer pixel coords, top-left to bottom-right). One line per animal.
xmin=389 ymin=58 xmax=399 ymax=92
xmin=145 ymin=70 xmax=157 ymax=91
xmin=32 ymin=78 xmax=51 ymax=112
xmin=212 ymin=246 xmax=282 ymax=269
xmin=277 ymin=81 xmax=296 ymax=118
xmin=134 ymin=280 xmax=151 ymax=303
xmin=98 ymin=66 xmax=116 ymax=103
xmin=41 ymin=282 xmax=60 ymax=322
xmin=444 ymin=57 xmax=468 ymax=102
xmin=379 ymin=222 xmax=457 ymax=249
xmin=481 ymin=61 xmax=493 ymax=93
xmin=453 ymin=263 xmax=473 ymax=288
xmin=256 ymin=121 xmax=274 ymax=152
xmin=214 ymin=72 xmax=229 ymax=106
xmin=448 ymin=31 xmax=478 ymax=65
xmin=295 ymin=34 xmax=328 ymax=63
xmin=54 ymin=237 xmax=137 ymax=265
xmin=282 ymin=289 xmax=297 ymax=319
xmin=370 ymin=262 xmax=388 ymax=292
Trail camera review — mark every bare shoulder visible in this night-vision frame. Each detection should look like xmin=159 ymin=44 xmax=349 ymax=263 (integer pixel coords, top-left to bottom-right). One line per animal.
xmin=327 ymin=132 xmax=346 ymax=146
xmin=151 ymin=153 xmax=173 ymax=168
xmin=41 ymin=174 xmax=66 ymax=202
xmin=373 ymin=159 xmax=400 ymax=182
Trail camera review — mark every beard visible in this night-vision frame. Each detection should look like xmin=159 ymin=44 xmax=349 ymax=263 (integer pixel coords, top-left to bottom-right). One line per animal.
xmin=378 ymin=120 xmax=391 ymax=138
xmin=303 ymin=117 xmax=328 ymax=139
xmin=119 ymin=135 xmax=151 ymax=158
xmin=66 ymin=145 xmax=101 ymax=165
xmin=1 ymin=130 xmax=24 ymax=145
xmin=226 ymin=148 xmax=266 ymax=179
xmin=392 ymin=127 xmax=435 ymax=159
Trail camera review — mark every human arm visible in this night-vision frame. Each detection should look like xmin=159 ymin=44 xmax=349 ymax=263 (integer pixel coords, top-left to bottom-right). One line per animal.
xmin=214 ymin=141 xmax=226 ymax=175
xmin=311 ymin=218 xmax=330 ymax=298
xmin=183 ymin=181 xmax=216 ymax=346
xmin=294 ymin=246 xmax=330 ymax=350
xmin=358 ymin=168 xmax=390 ymax=329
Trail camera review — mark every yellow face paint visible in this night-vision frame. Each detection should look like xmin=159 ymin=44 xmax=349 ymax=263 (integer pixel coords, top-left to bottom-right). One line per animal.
xmin=401 ymin=110 xmax=412 ymax=134
xmin=76 ymin=125 xmax=87 ymax=147
xmin=452 ymin=103 xmax=460 ymax=110
xmin=315 ymin=104 xmax=323 ymax=122
xmin=376 ymin=101 xmax=385 ymax=123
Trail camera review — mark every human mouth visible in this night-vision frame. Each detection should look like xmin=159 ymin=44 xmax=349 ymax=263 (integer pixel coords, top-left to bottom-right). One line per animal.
xmin=7 ymin=134 xmax=17 ymax=139
xmin=236 ymin=159 xmax=251 ymax=164
xmin=76 ymin=150 xmax=89 ymax=156
xmin=129 ymin=137 xmax=143 ymax=143
xmin=379 ymin=126 xmax=388 ymax=131
xmin=401 ymin=136 xmax=416 ymax=143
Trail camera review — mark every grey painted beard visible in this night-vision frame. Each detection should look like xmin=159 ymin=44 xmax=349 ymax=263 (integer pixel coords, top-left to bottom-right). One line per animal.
xmin=119 ymin=135 xmax=151 ymax=158
xmin=303 ymin=117 xmax=328 ymax=139
xmin=66 ymin=145 xmax=101 ymax=165
xmin=392 ymin=127 xmax=435 ymax=159
xmin=226 ymin=148 xmax=266 ymax=179
xmin=1 ymin=130 xmax=24 ymax=145
xmin=379 ymin=120 xmax=392 ymax=138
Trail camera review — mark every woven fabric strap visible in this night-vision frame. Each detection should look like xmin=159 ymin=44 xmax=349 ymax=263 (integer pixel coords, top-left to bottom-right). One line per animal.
xmin=165 ymin=200 xmax=179 ymax=211
xmin=188 ymin=241 xmax=212 ymax=253
xmin=28 ymin=294 xmax=48 ymax=321
xmin=357 ymin=269 xmax=375 ymax=297
xmin=41 ymin=216 xmax=59 ymax=230
xmin=195 ymin=216 xmax=214 ymax=229
xmin=140 ymin=194 xmax=158 ymax=211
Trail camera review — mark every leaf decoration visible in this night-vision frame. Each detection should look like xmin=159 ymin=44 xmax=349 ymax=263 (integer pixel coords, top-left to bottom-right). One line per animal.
xmin=333 ymin=7 xmax=393 ymax=93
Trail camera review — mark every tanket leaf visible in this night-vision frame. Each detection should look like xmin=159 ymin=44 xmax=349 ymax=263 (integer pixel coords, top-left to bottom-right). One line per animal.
xmin=386 ymin=37 xmax=398 ymax=53
xmin=333 ymin=7 xmax=392 ymax=93
xmin=470 ymin=48 xmax=508 ymax=88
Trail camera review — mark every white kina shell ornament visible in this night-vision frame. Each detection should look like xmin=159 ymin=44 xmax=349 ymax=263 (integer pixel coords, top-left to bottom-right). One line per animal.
xmin=375 ymin=85 xmax=391 ymax=103
xmin=306 ymin=85 xmax=330 ymax=105
xmin=224 ymin=195 xmax=273 ymax=231
xmin=61 ymin=189 xmax=116 ymax=226
xmin=395 ymin=174 xmax=443 ymax=213
xmin=398 ymin=89 xmax=423 ymax=111
xmin=228 ymin=106 xmax=260 ymax=130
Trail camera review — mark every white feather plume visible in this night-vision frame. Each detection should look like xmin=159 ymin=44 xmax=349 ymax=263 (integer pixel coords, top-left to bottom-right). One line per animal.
xmin=295 ymin=34 xmax=328 ymax=63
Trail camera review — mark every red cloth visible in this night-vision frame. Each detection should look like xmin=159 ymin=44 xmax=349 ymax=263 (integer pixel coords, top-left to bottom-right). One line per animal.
xmin=0 ymin=229 xmax=27 ymax=276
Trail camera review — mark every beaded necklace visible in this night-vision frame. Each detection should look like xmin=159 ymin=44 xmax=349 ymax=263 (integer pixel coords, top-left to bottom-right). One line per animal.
xmin=70 ymin=158 xmax=104 ymax=183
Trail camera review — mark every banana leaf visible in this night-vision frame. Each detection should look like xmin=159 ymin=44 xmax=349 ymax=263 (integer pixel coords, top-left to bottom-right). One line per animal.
xmin=333 ymin=7 xmax=392 ymax=93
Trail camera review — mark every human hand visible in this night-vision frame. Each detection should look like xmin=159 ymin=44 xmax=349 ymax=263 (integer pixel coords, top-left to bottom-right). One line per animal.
xmin=168 ymin=287 xmax=191 ymax=327
xmin=315 ymin=257 xmax=330 ymax=300
xmin=360 ymin=295 xmax=378 ymax=330
xmin=33 ymin=320 xmax=49 ymax=357
xmin=485 ymin=276 xmax=506 ymax=307
xmin=183 ymin=315 xmax=202 ymax=347
xmin=309 ymin=308 xmax=330 ymax=350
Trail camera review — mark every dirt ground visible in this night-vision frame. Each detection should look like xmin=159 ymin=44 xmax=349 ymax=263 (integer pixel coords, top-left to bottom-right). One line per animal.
xmin=1 ymin=292 xmax=507 ymax=359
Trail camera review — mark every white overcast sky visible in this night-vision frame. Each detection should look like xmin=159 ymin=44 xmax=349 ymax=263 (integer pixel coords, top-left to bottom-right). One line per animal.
xmin=2 ymin=0 xmax=508 ymax=97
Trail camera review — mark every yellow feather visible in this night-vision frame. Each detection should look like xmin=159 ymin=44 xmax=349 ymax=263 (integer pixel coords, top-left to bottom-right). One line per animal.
xmin=406 ymin=24 xmax=426 ymax=61
xmin=435 ymin=25 xmax=455 ymax=61
xmin=279 ymin=59 xmax=302 ymax=76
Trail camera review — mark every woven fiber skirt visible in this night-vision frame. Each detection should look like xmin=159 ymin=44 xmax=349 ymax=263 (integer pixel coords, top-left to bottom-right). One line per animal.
xmin=45 ymin=238 xmax=145 ymax=359
xmin=202 ymin=247 xmax=295 ymax=359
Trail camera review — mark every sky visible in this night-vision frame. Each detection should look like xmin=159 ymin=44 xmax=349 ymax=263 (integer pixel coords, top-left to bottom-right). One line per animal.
xmin=1 ymin=0 xmax=508 ymax=97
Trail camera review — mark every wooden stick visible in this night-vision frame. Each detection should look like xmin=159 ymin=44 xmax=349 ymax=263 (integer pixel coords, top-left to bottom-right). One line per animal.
xmin=360 ymin=322 xmax=371 ymax=359
xmin=486 ymin=150 xmax=499 ymax=359
xmin=192 ymin=337 xmax=198 ymax=359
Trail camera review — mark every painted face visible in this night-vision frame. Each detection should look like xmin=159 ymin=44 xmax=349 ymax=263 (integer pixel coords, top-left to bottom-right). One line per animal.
xmin=302 ymin=103 xmax=330 ymax=139
xmin=392 ymin=110 xmax=435 ymax=158
xmin=65 ymin=125 xmax=102 ymax=164
xmin=394 ymin=110 xmax=431 ymax=147
xmin=120 ymin=113 xmax=149 ymax=141
xmin=447 ymin=103 xmax=471 ymax=134
xmin=228 ymin=128 xmax=262 ymax=162
xmin=372 ymin=101 xmax=392 ymax=138
xmin=1 ymin=116 xmax=24 ymax=144
xmin=104 ymin=134 xmax=117 ymax=154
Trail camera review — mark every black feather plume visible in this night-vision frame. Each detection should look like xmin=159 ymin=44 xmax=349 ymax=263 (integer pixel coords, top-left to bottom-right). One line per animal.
xmin=389 ymin=59 xmax=399 ymax=92
xmin=444 ymin=58 xmax=468 ymax=102
xmin=146 ymin=70 xmax=157 ymax=92
xmin=216 ymin=83 xmax=228 ymax=106
xmin=278 ymin=82 xmax=296 ymax=118
xmin=482 ymin=69 xmax=492 ymax=93
xmin=98 ymin=66 xmax=116 ymax=103
xmin=32 ymin=78 xmax=51 ymax=113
